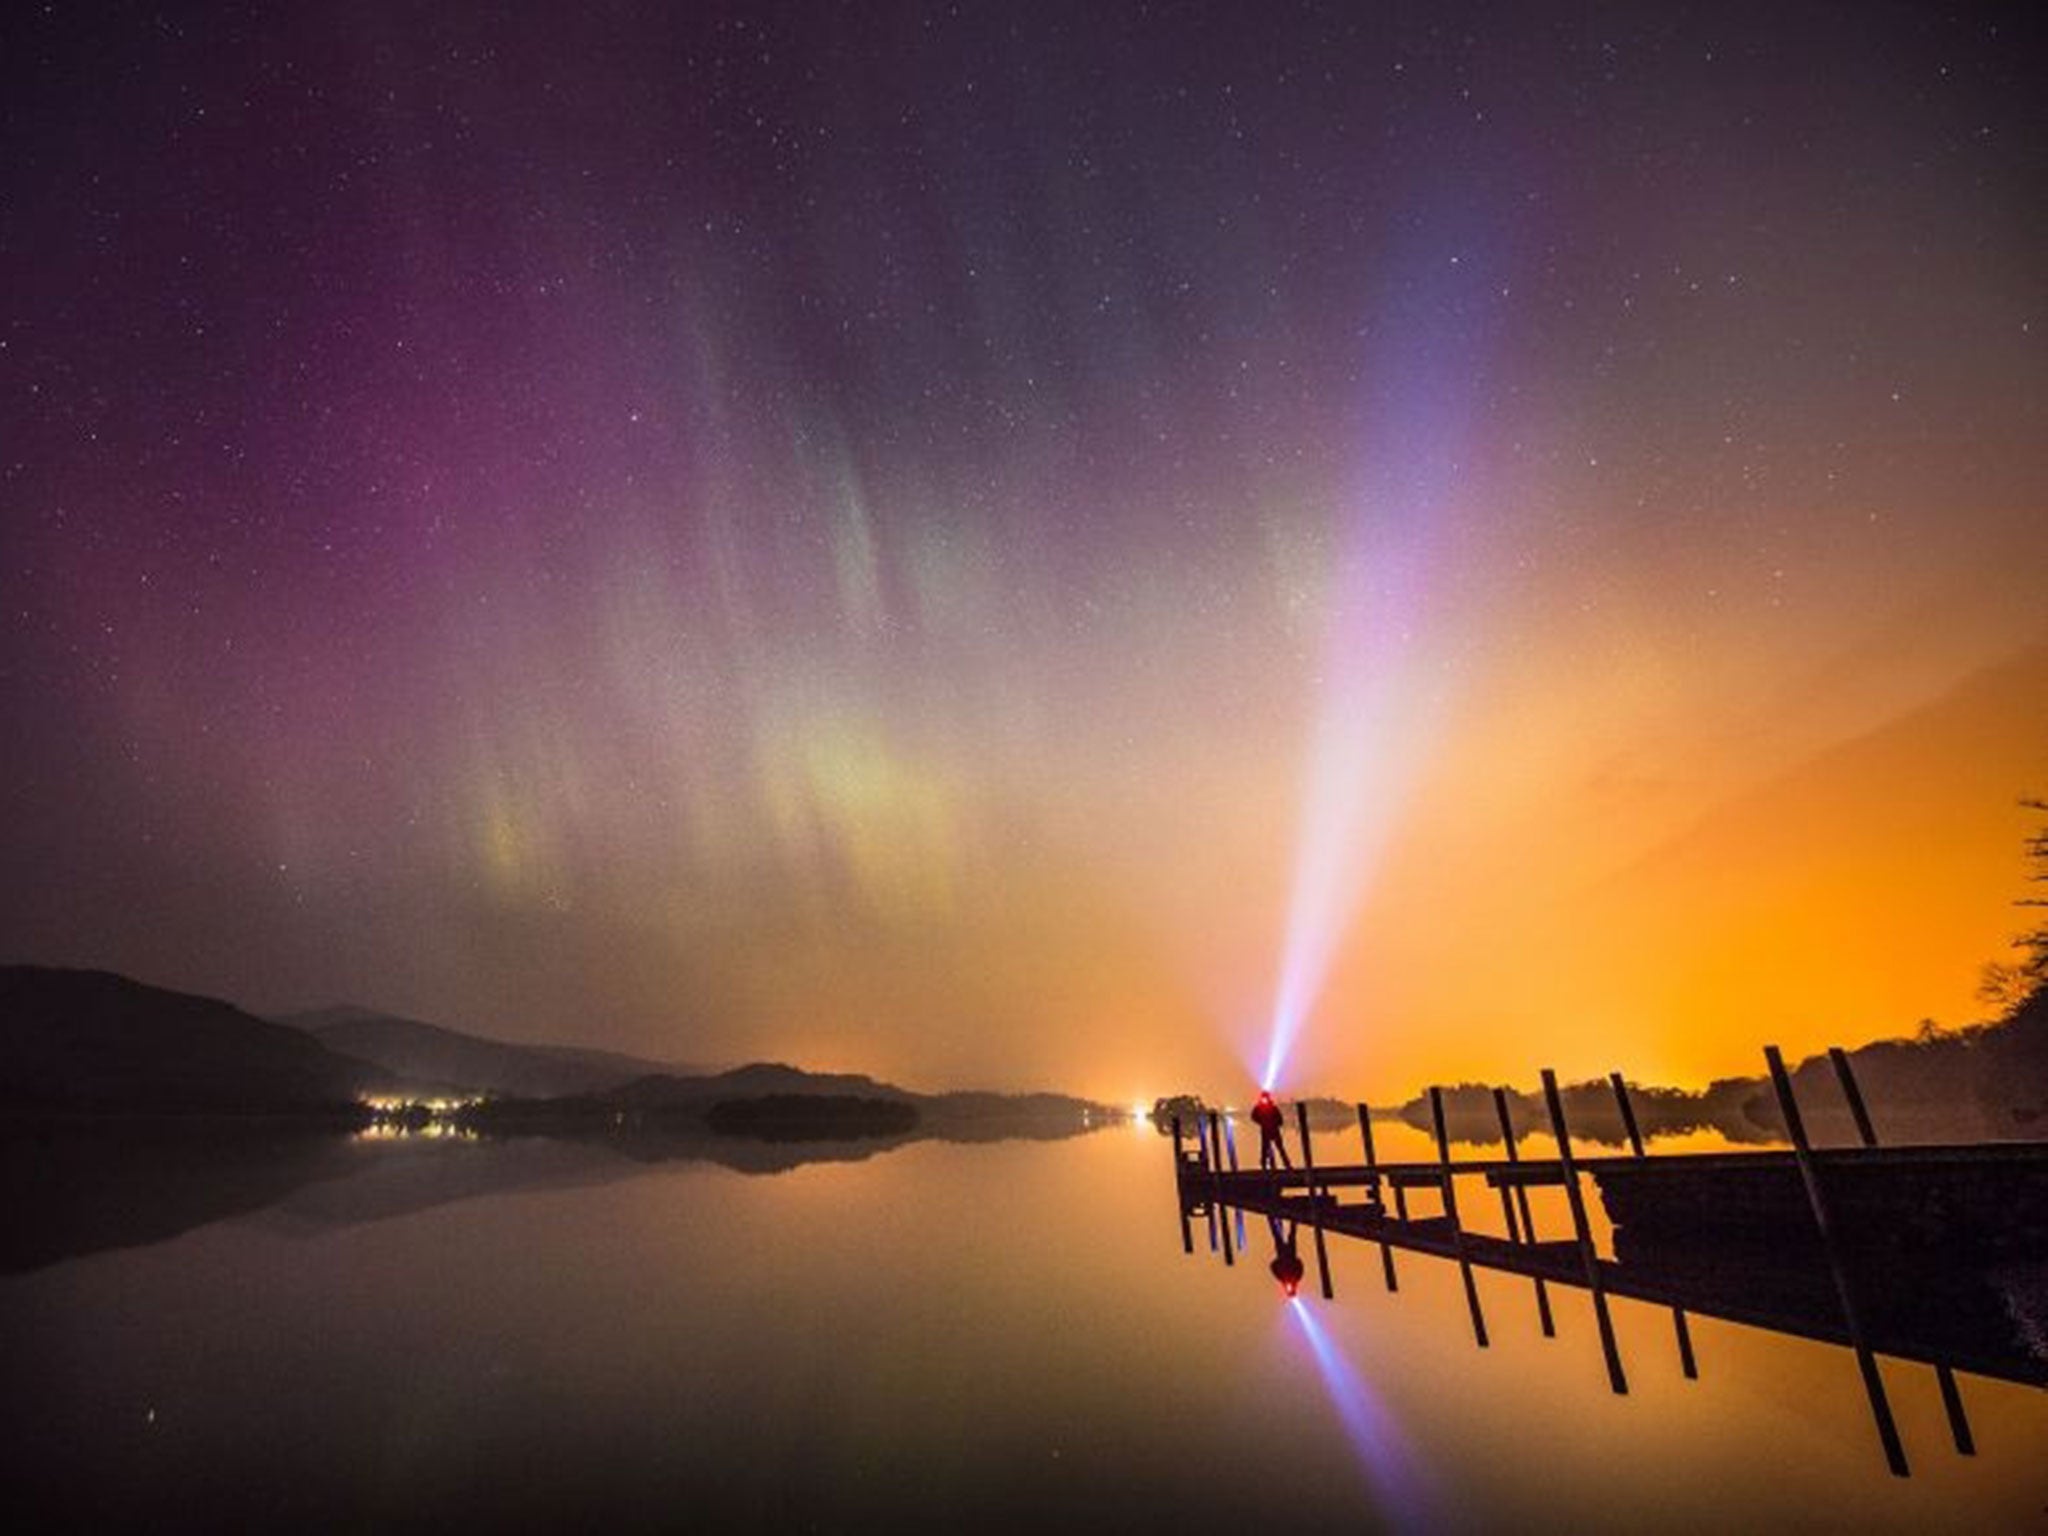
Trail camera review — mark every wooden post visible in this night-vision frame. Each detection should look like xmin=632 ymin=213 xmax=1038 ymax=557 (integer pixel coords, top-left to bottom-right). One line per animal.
xmin=1491 ymin=1099 xmax=1525 ymax=1242
xmin=1765 ymin=1046 xmax=1906 ymax=1476
xmin=1296 ymin=1101 xmax=1335 ymax=1299
xmin=1358 ymin=1102 xmax=1398 ymax=1292
xmin=1829 ymin=1047 xmax=1879 ymax=1149
xmin=1386 ymin=1107 xmax=1412 ymax=1224
xmin=1612 ymin=1074 xmax=1696 ymax=1377
xmin=1205 ymin=1115 xmax=1225 ymax=1253
xmin=1192 ymin=1112 xmax=1219 ymax=1252
xmin=1492 ymin=1089 xmax=1542 ymax=1241
xmin=1542 ymin=1069 xmax=1628 ymax=1394
xmin=1672 ymin=1302 xmax=1698 ymax=1381
xmin=1172 ymin=1116 xmax=1194 ymax=1254
xmin=1207 ymin=1109 xmax=1235 ymax=1268
xmin=1815 ymin=1050 xmax=1959 ymax=1451
xmin=1430 ymin=1087 xmax=1490 ymax=1349
xmin=1295 ymin=1100 xmax=1318 ymax=1202
xmin=1222 ymin=1112 xmax=1246 ymax=1252
xmin=1935 ymin=1364 xmax=1975 ymax=1456
xmin=1830 ymin=1047 xmax=1947 ymax=1438
xmin=1609 ymin=1072 xmax=1646 ymax=1158
xmin=1493 ymin=1087 xmax=1554 ymax=1338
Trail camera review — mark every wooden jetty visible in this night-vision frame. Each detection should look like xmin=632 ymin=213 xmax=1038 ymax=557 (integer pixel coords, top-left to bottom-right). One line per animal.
xmin=1171 ymin=1046 xmax=2048 ymax=1478
xmin=1594 ymin=1142 xmax=2048 ymax=1262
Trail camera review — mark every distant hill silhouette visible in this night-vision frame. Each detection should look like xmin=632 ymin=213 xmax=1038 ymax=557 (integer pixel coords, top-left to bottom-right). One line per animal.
xmin=0 ymin=964 xmax=1116 ymax=1141
xmin=1395 ymin=989 xmax=2048 ymax=1148
xmin=1758 ymin=988 xmax=2048 ymax=1144
xmin=463 ymin=1062 xmax=1114 ymax=1143
xmin=0 ymin=966 xmax=377 ymax=1115
xmin=601 ymin=1061 xmax=914 ymax=1109
xmin=280 ymin=1006 xmax=710 ymax=1099
xmin=0 ymin=969 xmax=1120 ymax=1271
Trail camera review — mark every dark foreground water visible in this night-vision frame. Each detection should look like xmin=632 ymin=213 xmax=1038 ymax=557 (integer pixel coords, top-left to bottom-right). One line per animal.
xmin=3 ymin=1121 xmax=2044 ymax=1533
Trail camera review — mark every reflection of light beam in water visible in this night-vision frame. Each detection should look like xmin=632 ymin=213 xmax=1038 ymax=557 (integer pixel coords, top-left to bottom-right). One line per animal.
xmin=1285 ymin=1298 xmax=1435 ymax=1531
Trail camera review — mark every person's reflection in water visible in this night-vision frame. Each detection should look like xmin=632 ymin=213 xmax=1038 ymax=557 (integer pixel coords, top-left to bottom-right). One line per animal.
xmin=1268 ymin=1216 xmax=1306 ymax=1298
xmin=1251 ymin=1090 xmax=1292 ymax=1169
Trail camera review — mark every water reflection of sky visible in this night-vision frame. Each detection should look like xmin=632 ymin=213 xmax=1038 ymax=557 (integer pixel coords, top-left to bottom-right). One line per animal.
xmin=1 ymin=1131 xmax=2042 ymax=1532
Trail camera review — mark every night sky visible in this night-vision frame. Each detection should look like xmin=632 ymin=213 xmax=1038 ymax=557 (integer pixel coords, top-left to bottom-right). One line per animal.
xmin=3 ymin=2 xmax=2043 ymax=1100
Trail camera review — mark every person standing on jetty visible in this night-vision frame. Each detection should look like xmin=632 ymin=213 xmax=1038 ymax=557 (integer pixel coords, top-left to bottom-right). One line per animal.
xmin=1250 ymin=1090 xmax=1291 ymax=1170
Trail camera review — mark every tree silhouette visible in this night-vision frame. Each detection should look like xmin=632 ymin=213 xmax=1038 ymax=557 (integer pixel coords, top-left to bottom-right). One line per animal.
xmin=1978 ymin=797 xmax=2048 ymax=1016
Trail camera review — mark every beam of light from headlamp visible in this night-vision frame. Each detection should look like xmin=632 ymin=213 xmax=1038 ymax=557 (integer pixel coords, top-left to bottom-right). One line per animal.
xmin=1259 ymin=586 xmax=1432 ymax=1090
xmin=1255 ymin=216 xmax=1498 ymax=1091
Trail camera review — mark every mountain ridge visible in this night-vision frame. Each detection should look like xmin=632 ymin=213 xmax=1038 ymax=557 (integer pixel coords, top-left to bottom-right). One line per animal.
xmin=279 ymin=1005 xmax=713 ymax=1099
xmin=0 ymin=965 xmax=379 ymax=1114
xmin=1 ymin=966 xmax=1117 ymax=1132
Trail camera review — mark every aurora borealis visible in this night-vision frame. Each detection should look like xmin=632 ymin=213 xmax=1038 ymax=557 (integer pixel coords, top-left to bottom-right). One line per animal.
xmin=2 ymin=3 xmax=2043 ymax=1101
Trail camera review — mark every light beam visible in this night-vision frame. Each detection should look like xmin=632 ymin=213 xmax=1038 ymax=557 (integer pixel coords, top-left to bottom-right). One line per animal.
xmin=1255 ymin=217 xmax=1495 ymax=1089
xmin=1285 ymin=1297 xmax=1437 ymax=1531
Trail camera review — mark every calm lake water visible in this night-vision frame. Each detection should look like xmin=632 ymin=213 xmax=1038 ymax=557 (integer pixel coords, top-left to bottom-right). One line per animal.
xmin=4 ymin=1120 xmax=2044 ymax=1533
